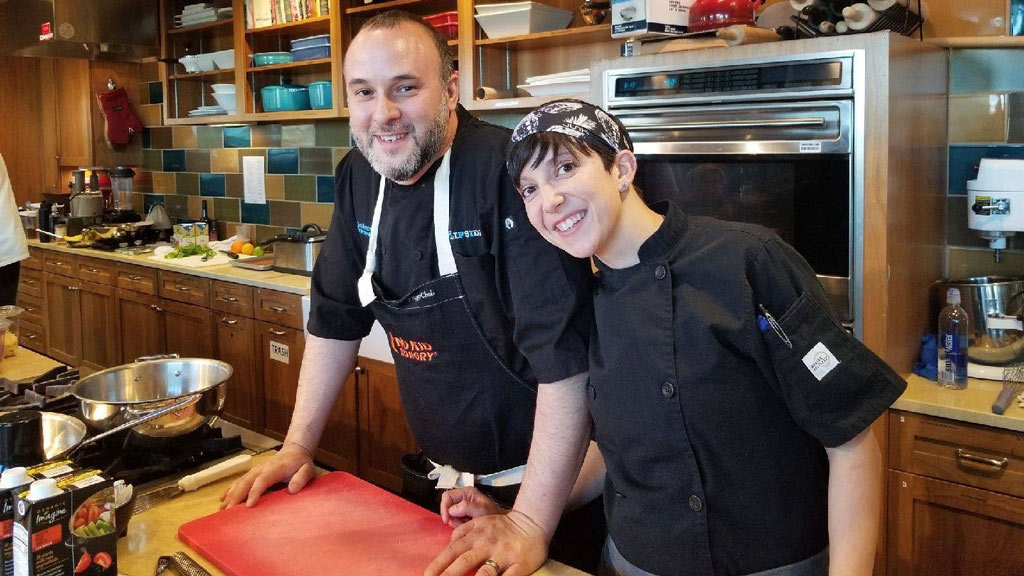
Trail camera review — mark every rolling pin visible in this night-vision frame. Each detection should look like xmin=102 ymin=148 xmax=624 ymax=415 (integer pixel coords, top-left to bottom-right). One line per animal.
xmin=715 ymin=25 xmax=783 ymax=46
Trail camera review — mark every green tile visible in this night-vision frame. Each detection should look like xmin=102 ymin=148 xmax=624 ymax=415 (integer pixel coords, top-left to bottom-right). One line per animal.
xmin=283 ymin=175 xmax=316 ymax=202
xmin=177 ymin=173 xmax=200 ymax=196
xmin=164 ymin=194 xmax=189 ymax=219
xmin=299 ymin=148 xmax=333 ymax=175
xmin=196 ymin=126 xmax=224 ymax=149
xmin=251 ymin=124 xmax=281 ymax=148
xmin=226 ymin=173 xmax=244 ymax=198
xmin=149 ymin=127 xmax=173 ymax=149
xmin=185 ymin=150 xmax=211 ymax=173
xmin=282 ymin=124 xmax=316 ymax=147
xmin=142 ymin=149 xmax=162 ymax=171
xmin=269 ymin=200 xmax=301 ymax=228
xmin=213 ymin=197 xmax=240 ymax=223
xmin=315 ymin=120 xmax=349 ymax=147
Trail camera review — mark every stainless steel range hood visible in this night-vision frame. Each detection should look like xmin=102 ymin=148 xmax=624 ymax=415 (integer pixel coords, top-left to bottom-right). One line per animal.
xmin=0 ymin=0 xmax=158 ymax=61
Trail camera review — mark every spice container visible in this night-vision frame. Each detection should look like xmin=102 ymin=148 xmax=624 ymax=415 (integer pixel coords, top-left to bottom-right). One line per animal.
xmin=0 ymin=306 xmax=23 ymax=358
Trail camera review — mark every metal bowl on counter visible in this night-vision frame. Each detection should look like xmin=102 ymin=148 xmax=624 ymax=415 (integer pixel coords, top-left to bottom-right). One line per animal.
xmin=71 ymin=356 xmax=231 ymax=438
xmin=932 ymin=276 xmax=1024 ymax=365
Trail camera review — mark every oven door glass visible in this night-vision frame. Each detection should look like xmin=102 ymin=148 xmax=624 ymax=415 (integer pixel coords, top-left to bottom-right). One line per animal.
xmin=635 ymin=154 xmax=850 ymax=278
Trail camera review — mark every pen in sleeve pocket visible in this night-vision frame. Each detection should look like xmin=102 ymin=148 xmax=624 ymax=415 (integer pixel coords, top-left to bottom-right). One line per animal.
xmin=758 ymin=304 xmax=792 ymax=349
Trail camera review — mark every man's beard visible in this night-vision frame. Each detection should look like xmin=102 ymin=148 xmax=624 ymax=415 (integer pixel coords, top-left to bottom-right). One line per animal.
xmin=356 ymin=99 xmax=450 ymax=182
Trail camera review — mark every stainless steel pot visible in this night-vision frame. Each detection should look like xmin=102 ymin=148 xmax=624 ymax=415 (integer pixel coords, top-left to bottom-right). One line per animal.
xmin=933 ymin=276 xmax=1024 ymax=365
xmin=69 ymin=192 xmax=105 ymax=219
xmin=71 ymin=356 xmax=231 ymax=438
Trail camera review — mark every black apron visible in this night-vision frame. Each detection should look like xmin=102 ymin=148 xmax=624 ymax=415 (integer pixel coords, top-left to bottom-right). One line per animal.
xmin=357 ymin=150 xmax=537 ymax=475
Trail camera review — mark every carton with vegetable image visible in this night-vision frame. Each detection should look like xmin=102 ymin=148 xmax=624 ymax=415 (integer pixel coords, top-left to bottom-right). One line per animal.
xmin=12 ymin=470 xmax=116 ymax=576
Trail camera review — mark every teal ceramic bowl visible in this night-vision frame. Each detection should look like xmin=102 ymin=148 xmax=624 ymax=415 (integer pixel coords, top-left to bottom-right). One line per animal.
xmin=261 ymin=85 xmax=310 ymax=112
xmin=308 ymin=81 xmax=332 ymax=110
xmin=251 ymin=52 xmax=293 ymax=67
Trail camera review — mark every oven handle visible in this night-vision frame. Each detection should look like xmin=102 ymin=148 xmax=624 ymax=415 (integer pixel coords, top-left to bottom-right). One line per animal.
xmin=621 ymin=117 xmax=827 ymax=131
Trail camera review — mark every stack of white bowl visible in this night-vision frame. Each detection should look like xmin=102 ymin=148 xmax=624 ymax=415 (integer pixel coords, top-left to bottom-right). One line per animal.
xmin=211 ymin=84 xmax=236 ymax=114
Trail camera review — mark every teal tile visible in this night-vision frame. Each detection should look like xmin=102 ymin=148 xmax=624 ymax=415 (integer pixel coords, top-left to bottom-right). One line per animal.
xmin=252 ymin=124 xmax=282 ymax=148
xmin=225 ymin=173 xmax=244 ymax=198
xmin=185 ymin=149 xmax=211 ymax=173
xmin=269 ymin=200 xmax=301 ymax=228
xmin=177 ymin=173 xmax=200 ymax=196
xmin=213 ymin=198 xmax=240 ymax=223
xmin=317 ymin=175 xmax=334 ymax=202
xmin=148 ymin=82 xmax=163 ymax=105
xmin=241 ymin=202 xmax=270 ymax=225
xmin=196 ymin=126 xmax=224 ymax=149
xmin=284 ymin=175 xmax=316 ymax=201
xmin=315 ymin=120 xmax=349 ymax=147
xmin=282 ymin=124 xmax=316 ymax=147
xmin=142 ymin=149 xmax=162 ymax=171
xmin=200 ymin=173 xmax=226 ymax=197
xmin=299 ymin=148 xmax=333 ymax=175
xmin=268 ymin=148 xmax=298 ymax=174
xmin=162 ymin=150 xmax=185 ymax=172
xmin=223 ymin=126 xmax=251 ymax=148
xmin=952 ymin=49 xmax=1024 ymax=94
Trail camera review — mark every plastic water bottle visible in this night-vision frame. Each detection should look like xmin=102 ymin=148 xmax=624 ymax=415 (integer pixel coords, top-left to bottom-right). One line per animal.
xmin=937 ymin=287 xmax=969 ymax=390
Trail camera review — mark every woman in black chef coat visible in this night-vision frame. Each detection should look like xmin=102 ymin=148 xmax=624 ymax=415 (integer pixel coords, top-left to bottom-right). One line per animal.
xmin=427 ymin=100 xmax=907 ymax=576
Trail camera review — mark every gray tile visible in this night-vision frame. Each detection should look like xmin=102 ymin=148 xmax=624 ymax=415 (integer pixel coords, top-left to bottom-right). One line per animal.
xmin=282 ymin=124 xmax=316 ymax=147
xmin=213 ymin=197 xmax=240 ymax=223
xmin=951 ymin=49 xmax=1024 ymax=94
xmin=299 ymin=148 xmax=334 ymax=175
xmin=164 ymin=194 xmax=189 ymax=219
xmin=196 ymin=126 xmax=224 ymax=149
xmin=269 ymin=200 xmax=301 ymax=228
xmin=1009 ymin=93 xmax=1024 ymax=144
xmin=252 ymin=124 xmax=282 ymax=148
xmin=142 ymin=149 xmax=162 ymax=171
xmin=315 ymin=120 xmax=349 ymax=147
xmin=186 ymin=150 xmax=211 ymax=173
xmin=177 ymin=173 xmax=199 ymax=196
xmin=226 ymin=173 xmax=244 ymax=199
xmin=284 ymin=175 xmax=316 ymax=202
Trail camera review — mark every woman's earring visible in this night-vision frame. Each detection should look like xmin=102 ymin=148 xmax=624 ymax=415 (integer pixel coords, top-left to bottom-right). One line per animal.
xmin=619 ymin=183 xmax=628 ymax=192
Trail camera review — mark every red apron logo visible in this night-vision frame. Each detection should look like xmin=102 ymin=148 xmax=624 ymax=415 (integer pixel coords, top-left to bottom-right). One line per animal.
xmin=40 ymin=22 xmax=54 ymax=41
xmin=389 ymin=332 xmax=437 ymax=363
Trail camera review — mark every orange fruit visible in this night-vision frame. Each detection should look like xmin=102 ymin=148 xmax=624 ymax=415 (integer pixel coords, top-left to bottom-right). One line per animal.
xmin=241 ymin=242 xmax=255 ymax=255
xmin=231 ymin=241 xmax=244 ymax=253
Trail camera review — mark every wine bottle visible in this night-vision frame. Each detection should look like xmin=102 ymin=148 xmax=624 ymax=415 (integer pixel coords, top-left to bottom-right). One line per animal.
xmin=201 ymin=200 xmax=218 ymax=242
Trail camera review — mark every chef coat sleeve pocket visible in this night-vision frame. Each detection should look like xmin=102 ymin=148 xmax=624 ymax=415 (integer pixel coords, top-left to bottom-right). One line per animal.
xmin=760 ymin=292 xmax=907 ymax=448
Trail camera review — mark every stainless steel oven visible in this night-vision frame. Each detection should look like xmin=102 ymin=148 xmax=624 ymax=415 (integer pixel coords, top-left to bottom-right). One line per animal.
xmin=601 ymin=52 xmax=862 ymax=331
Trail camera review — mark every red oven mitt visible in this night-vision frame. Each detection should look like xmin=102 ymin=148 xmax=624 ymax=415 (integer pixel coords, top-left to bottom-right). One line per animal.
xmin=96 ymin=87 xmax=143 ymax=149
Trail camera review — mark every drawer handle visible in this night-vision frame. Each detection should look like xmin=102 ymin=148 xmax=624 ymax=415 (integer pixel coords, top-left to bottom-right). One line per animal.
xmin=53 ymin=261 xmax=64 ymax=267
xmin=23 ymin=279 xmax=37 ymax=285
xmin=267 ymin=328 xmax=286 ymax=336
xmin=86 ymin=268 xmax=100 ymax=274
xmin=176 ymin=285 xmax=191 ymax=292
xmin=67 ymin=286 xmax=79 ymax=292
xmin=220 ymin=296 xmax=239 ymax=303
xmin=150 ymin=304 xmax=163 ymax=312
xmin=25 ymin=334 xmax=38 ymax=340
xmin=221 ymin=318 xmax=238 ymax=325
xmin=955 ymin=448 xmax=1009 ymax=470
xmin=24 ymin=307 xmax=35 ymax=313
xmin=127 ymin=274 xmax=142 ymax=281
xmin=269 ymin=305 xmax=288 ymax=313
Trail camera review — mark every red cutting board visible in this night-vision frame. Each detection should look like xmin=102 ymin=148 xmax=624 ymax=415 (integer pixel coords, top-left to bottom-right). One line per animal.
xmin=178 ymin=472 xmax=455 ymax=576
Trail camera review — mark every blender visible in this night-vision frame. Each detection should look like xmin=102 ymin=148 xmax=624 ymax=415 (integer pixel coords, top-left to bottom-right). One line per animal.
xmin=107 ymin=167 xmax=141 ymax=223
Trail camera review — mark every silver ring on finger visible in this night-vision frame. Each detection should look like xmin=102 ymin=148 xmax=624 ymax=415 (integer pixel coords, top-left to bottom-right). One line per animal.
xmin=482 ymin=559 xmax=501 ymax=574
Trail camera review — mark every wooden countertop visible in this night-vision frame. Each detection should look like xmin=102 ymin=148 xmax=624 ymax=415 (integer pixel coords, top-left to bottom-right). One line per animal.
xmin=117 ymin=452 xmax=588 ymax=576
xmin=893 ymin=374 xmax=1024 ymax=433
xmin=0 ymin=346 xmax=62 ymax=380
xmin=27 ymin=239 xmax=311 ymax=295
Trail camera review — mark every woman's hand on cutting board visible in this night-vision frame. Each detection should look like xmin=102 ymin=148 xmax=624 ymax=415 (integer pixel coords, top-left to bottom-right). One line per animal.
xmin=440 ymin=487 xmax=507 ymax=527
xmin=219 ymin=443 xmax=316 ymax=509
xmin=424 ymin=510 xmax=547 ymax=576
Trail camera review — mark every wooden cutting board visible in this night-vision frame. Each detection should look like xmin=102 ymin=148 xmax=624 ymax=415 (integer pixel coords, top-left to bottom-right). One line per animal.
xmin=178 ymin=472 xmax=456 ymax=576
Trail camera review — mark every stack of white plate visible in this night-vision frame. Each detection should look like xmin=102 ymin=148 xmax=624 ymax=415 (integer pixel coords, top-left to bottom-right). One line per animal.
xmin=188 ymin=105 xmax=228 ymax=117
xmin=175 ymin=3 xmax=232 ymax=27
xmin=517 ymin=69 xmax=590 ymax=96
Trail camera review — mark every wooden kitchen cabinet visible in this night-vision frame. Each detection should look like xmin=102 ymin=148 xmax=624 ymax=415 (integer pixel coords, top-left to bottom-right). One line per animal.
xmin=117 ymin=289 xmax=166 ymax=363
xmin=887 ymin=410 xmax=1024 ymax=575
xmin=214 ymin=314 xmax=263 ymax=431
xmin=257 ymin=320 xmax=305 ymax=440
xmin=52 ymin=58 xmax=93 ymax=169
xmin=356 ymin=358 xmax=417 ymax=493
xmin=316 ymin=370 xmax=360 ymax=475
xmin=42 ymin=270 xmax=118 ymax=372
xmin=162 ymin=298 xmax=215 ymax=358
xmin=43 ymin=273 xmax=81 ymax=367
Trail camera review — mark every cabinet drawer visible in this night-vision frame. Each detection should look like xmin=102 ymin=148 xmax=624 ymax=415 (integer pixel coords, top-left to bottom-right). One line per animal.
xmin=42 ymin=252 xmax=75 ymax=277
xmin=18 ymin=268 xmax=43 ymax=299
xmin=159 ymin=271 xmax=211 ymax=307
xmin=76 ymin=257 xmax=116 ymax=286
xmin=117 ymin=264 xmax=158 ymax=295
xmin=255 ymin=289 xmax=303 ymax=330
xmin=23 ymin=247 xmax=43 ymax=271
xmin=212 ymin=281 xmax=254 ymax=317
xmin=16 ymin=293 xmax=44 ymax=326
xmin=889 ymin=410 xmax=1024 ymax=499
xmin=19 ymin=320 xmax=46 ymax=353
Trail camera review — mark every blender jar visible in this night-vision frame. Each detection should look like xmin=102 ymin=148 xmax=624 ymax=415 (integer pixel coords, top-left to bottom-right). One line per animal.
xmin=0 ymin=306 xmax=23 ymax=358
xmin=109 ymin=167 xmax=136 ymax=212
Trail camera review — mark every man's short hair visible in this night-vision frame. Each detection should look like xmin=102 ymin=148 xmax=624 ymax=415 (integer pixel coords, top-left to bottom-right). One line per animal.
xmin=357 ymin=10 xmax=456 ymax=88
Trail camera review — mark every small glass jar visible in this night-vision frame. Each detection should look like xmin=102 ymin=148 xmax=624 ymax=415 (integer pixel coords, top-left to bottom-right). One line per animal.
xmin=0 ymin=306 xmax=24 ymax=358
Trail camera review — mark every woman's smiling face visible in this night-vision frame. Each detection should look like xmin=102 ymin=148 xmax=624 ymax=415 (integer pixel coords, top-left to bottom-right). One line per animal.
xmin=517 ymin=146 xmax=625 ymax=260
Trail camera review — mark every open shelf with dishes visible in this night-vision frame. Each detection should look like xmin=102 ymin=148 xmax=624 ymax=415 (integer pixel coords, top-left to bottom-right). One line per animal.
xmin=461 ymin=0 xmax=617 ymax=110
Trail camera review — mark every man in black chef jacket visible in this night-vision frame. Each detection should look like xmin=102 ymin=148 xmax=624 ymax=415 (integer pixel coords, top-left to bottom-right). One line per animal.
xmin=220 ymin=10 xmax=604 ymax=570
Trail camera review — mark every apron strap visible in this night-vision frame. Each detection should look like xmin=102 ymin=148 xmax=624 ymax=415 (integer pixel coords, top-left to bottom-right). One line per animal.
xmin=358 ymin=148 xmax=455 ymax=307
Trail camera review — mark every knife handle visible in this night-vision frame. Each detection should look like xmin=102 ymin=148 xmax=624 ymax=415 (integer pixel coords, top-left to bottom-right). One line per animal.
xmin=177 ymin=454 xmax=253 ymax=492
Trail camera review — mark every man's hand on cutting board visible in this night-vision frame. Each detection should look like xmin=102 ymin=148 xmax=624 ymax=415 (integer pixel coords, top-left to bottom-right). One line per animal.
xmin=439 ymin=487 xmax=507 ymax=528
xmin=219 ymin=443 xmax=316 ymax=509
xmin=424 ymin=510 xmax=548 ymax=576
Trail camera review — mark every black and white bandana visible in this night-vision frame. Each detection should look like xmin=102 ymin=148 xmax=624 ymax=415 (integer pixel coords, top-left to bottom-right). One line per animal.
xmin=509 ymin=99 xmax=633 ymax=157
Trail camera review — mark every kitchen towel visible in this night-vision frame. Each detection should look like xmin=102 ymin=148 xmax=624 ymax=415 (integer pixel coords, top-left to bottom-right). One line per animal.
xmin=178 ymin=472 xmax=455 ymax=576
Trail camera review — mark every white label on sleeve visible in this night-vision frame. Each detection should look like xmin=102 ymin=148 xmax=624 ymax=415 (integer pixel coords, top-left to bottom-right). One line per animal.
xmin=986 ymin=316 xmax=1023 ymax=331
xmin=802 ymin=342 xmax=840 ymax=381
xmin=270 ymin=340 xmax=290 ymax=364
xmin=799 ymin=142 xmax=822 ymax=153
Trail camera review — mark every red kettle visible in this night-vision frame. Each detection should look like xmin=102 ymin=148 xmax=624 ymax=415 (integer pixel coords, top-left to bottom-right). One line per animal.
xmin=688 ymin=0 xmax=766 ymax=32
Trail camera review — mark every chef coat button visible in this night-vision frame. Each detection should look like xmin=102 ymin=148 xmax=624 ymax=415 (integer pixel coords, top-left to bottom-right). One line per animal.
xmin=661 ymin=381 xmax=675 ymax=398
xmin=413 ymin=249 xmax=424 ymax=261
xmin=587 ymin=383 xmax=596 ymax=400
xmin=688 ymin=495 xmax=703 ymax=512
xmin=654 ymin=265 xmax=667 ymax=280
